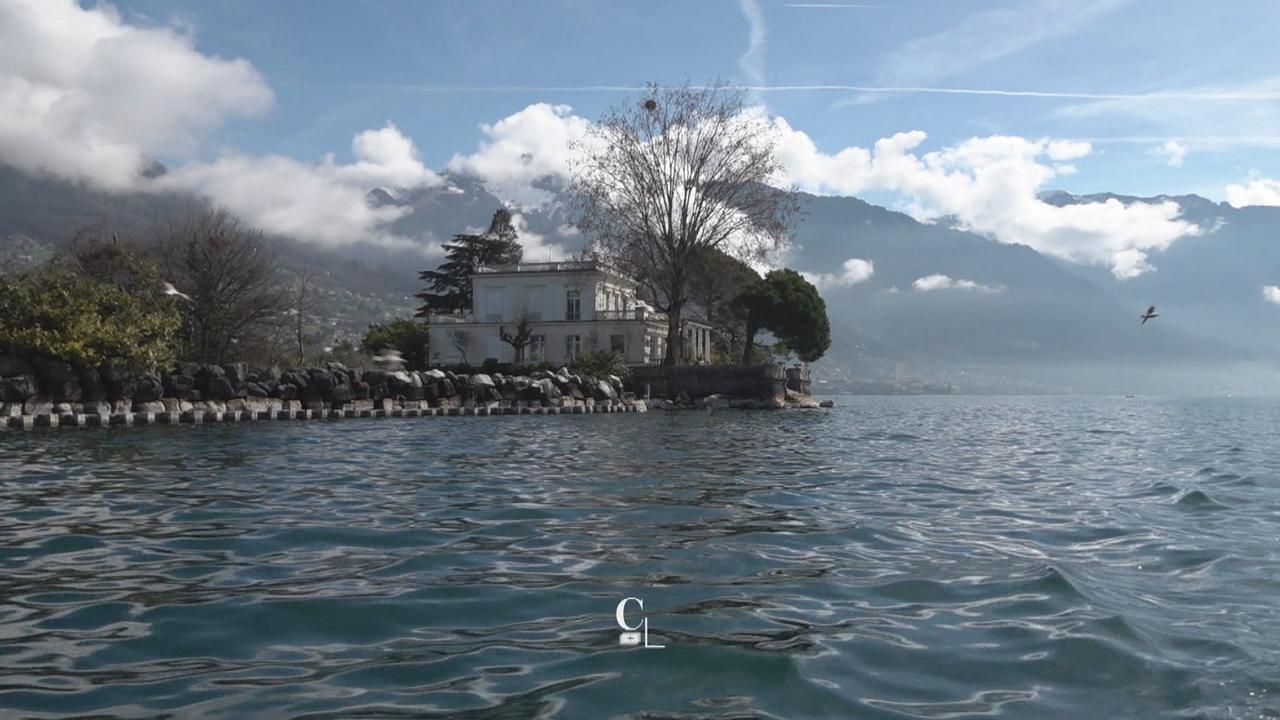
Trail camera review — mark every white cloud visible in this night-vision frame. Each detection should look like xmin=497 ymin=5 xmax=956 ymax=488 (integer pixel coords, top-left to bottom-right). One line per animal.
xmin=1264 ymin=285 xmax=1280 ymax=305
xmin=0 ymin=0 xmax=272 ymax=190
xmin=1226 ymin=177 xmax=1280 ymax=208
xmin=161 ymin=124 xmax=441 ymax=250
xmin=446 ymin=103 xmax=592 ymax=208
xmin=510 ymin=213 xmax=572 ymax=262
xmin=803 ymin=258 xmax=874 ymax=289
xmin=772 ymin=123 xmax=1199 ymax=278
xmin=912 ymin=273 xmax=999 ymax=292
xmin=1155 ymin=140 xmax=1188 ymax=167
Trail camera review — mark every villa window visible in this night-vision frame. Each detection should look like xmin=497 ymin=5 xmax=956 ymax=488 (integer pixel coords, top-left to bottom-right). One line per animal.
xmin=610 ymin=334 xmax=625 ymax=353
xmin=565 ymin=334 xmax=581 ymax=361
xmin=566 ymin=290 xmax=581 ymax=321
xmin=528 ymin=335 xmax=546 ymax=363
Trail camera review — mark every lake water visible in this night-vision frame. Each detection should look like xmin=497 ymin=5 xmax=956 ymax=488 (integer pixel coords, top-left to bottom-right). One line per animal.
xmin=2 ymin=397 xmax=1279 ymax=719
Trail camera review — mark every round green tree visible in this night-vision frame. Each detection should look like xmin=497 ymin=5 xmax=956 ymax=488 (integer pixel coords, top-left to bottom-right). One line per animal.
xmin=732 ymin=269 xmax=831 ymax=364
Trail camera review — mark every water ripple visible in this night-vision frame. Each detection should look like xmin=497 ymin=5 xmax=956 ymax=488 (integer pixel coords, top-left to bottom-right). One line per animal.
xmin=2 ymin=397 xmax=1280 ymax=718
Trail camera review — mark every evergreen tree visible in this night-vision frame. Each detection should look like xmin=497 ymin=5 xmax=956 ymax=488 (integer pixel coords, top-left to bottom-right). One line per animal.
xmin=732 ymin=269 xmax=831 ymax=364
xmin=415 ymin=209 xmax=523 ymax=316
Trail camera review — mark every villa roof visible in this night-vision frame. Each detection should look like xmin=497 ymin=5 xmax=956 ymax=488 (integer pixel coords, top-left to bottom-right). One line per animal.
xmin=473 ymin=260 xmax=635 ymax=284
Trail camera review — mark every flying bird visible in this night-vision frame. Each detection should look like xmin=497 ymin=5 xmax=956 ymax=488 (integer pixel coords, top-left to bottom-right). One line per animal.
xmin=372 ymin=348 xmax=405 ymax=370
xmin=161 ymin=281 xmax=192 ymax=302
xmin=1140 ymin=305 xmax=1158 ymax=325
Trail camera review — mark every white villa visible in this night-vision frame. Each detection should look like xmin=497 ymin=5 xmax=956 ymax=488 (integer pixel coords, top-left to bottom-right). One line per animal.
xmin=425 ymin=261 xmax=714 ymax=366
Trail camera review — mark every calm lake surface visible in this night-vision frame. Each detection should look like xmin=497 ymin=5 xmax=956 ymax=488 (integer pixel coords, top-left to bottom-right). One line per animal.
xmin=2 ymin=397 xmax=1279 ymax=719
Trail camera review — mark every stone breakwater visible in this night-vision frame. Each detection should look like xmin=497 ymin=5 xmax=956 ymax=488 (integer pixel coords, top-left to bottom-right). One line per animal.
xmin=0 ymin=357 xmax=643 ymax=431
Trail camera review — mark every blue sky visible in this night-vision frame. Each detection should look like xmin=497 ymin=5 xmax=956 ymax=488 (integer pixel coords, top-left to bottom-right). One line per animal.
xmin=103 ymin=0 xmax=1280 ymax=199
xmin=5 ymin=0 xmax=1280 ymax=277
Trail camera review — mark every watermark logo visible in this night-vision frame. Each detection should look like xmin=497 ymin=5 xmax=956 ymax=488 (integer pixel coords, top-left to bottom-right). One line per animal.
xmin=616 ymin=597 xmax=665 ymax=649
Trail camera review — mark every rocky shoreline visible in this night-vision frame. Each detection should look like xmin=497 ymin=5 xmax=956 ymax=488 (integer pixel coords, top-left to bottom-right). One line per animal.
xmin=1 ymin=358 xmax=647 ymax=429
xmin=0 ymin=357 xmax=830 ymax=431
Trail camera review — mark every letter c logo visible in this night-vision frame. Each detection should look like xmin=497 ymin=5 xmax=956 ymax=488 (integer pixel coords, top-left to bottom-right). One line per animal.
xmin=616 ymin=597 xmax=643 ymax=631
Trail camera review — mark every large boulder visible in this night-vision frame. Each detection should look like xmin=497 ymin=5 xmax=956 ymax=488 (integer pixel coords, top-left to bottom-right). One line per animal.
xmin=471 ymin=373 xmax=495 ymax=389
xmin=0 ymin=374 xmax=37 ymax=403
xmin=196 ymin=363 xmax=226 ymax=385
xmin=276 ymin=383 xmax=299 ymax=401
xmin=387 ymin=371 xmax=415 ymax=398
xmin=128 ymin=375 xmax=165 ymax=403
xmin=350 ymin=380 xmax=371 ymax=400
xmin=424 ymin=369 xmax=446 ymax=381
xmin=34 ymin=359 xmax=81 ymax=402
xmin=363 ymin=369 xmax=388 ymax=391
xmin=0 ymin=356 xmax=32 ymax=378
xmin=535 ymin=377 xmax=562 ymax=402
xmin=222 ymin=363 xmax=248 ymax=387
xmin=23 ymin=396 xmax=54 ymax=416
xmin=309 ymin=368 xmax=338 ymax=396
xmin=280 ymin=369 xmax=309 ymax=389
xmin=595 ymin=378 xmax=617 ymax=401
xmin=205 ymin=376 xmax=238 ymax=401
xmin=163 ymin=372 xmax=199 ymax=400
xmin=78 ymin=367 xmax=107 ymax=402
xmin=301 ymin=384 xmax=325 ymax=410
xmin=330 ymin=383 xmax=353 ymax=405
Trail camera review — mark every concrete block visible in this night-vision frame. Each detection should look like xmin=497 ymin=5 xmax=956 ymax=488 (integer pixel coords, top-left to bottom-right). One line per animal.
xmin=110 ymin=412 xmax=133 ymax=426
xmin=35 ymin=414 xmax=59 ymax=428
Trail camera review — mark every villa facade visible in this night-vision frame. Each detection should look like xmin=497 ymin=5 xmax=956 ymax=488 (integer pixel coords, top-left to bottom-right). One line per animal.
xmin=425 ymin=261 xmax=714 ymax=366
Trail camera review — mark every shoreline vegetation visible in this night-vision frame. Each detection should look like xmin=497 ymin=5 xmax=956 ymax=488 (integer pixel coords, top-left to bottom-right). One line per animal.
xmin=0 ymin=358 xmax=830 ymax=432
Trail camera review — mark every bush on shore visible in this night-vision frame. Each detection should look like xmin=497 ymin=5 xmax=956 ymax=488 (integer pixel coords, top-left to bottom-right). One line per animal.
xmin=0 ymin=264 xmax=180 ymax=375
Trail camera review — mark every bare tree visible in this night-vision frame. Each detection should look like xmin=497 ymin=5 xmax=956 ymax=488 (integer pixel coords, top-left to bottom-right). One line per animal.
xmin=150 ymin=208 xmax=290 ymax=363
xmin=292 ymin=270 xmax=316 ymax=367
xmin=448 ymin=329 xmax=470 ymax=366
xmin=498 ymin=312 xmax=535 ymax=363
xmin=569 ymin=80 xmax=798 ymax=365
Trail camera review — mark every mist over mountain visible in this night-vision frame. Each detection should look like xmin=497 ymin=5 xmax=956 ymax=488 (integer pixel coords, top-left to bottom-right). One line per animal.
xmin=2 ymin=162 xmax=1276 ymax=394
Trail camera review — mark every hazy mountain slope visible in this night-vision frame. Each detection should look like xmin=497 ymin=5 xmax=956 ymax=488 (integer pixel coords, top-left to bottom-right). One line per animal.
xmin=781 ymin=193 xmax=1217 ymax=370
xmin=1 ymin=162 xmax=1274 ymax=391
xmin=1044 ymin=192 xmax=1280 ymax=357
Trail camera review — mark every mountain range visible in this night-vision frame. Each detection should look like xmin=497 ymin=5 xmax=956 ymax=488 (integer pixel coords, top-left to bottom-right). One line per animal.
xmin=2 ymin=162 xmax=1277 ymax=394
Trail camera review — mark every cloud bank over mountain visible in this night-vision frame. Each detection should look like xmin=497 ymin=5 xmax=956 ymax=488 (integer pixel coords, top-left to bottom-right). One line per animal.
xmin=0 ymin=0 xmax=1244 ymax=276
xmin=0 ymin=0 xmax=271 ymax=189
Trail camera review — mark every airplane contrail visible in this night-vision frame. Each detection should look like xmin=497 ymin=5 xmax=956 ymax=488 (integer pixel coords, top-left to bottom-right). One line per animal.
xmin=282 ymin=82 xmax=1280 ymax=102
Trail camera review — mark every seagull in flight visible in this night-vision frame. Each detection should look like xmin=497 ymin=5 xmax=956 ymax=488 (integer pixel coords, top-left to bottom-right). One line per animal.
xmin=372 ymin=348 xmax=405 ymax=370
xmin=1140 ymin=305 xmax=1158 ymax=325
xmin=161 ymin=281 xmax=193 ymax=302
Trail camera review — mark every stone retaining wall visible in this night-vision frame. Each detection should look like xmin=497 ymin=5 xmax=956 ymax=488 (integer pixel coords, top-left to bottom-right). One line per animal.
xmin=630 ymin=364 xmax=787 ymax=401
xmin=3 ymin=398 xmax=646 ymax=431
xmin=0 ymin=357 xmax=644 ymax=431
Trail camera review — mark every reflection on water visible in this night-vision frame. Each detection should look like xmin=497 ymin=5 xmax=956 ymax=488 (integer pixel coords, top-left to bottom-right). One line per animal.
xmin=2 ymin=397 xmax=1280 ymax=718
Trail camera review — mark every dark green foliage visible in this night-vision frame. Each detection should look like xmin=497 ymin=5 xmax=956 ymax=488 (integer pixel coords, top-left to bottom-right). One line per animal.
xmin=415 ymin=209 xmax=523 ymax=316
xmin=361 ymin=318 xmax=430 ymax=371
xmin=0 ymin=263 xmax=180 ymax=373
xmin=688 ymin=247 xmax=761 ymax=362
xmin=569 ymin=350 xmax=631 ymax=383
xmin=732 ymin=269 xmax=831 ymax=363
